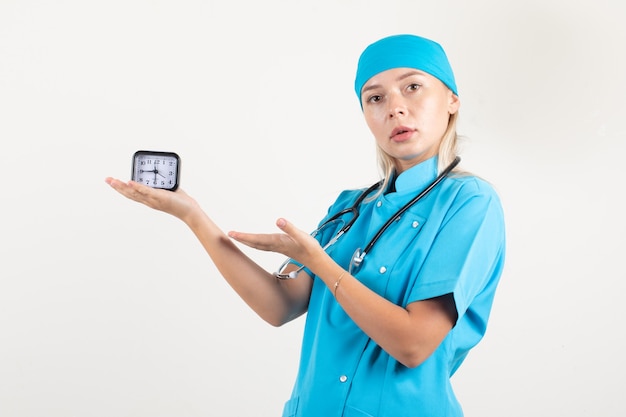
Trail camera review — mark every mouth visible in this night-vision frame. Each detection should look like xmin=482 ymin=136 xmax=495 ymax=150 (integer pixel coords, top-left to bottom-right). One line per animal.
xmin=390 ymin=126 xmax=415 ymax=141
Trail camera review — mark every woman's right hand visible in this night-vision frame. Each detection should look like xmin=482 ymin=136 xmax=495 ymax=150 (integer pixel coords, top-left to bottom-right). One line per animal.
xmin=104 ymin=177 xmax=199 ymax=224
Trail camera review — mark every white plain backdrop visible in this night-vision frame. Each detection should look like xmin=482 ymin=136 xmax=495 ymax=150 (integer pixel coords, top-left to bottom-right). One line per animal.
xmin=1 ymin=1 xmax=624 ymax=416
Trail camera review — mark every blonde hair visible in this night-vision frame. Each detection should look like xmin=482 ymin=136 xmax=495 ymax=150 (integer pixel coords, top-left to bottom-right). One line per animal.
xmin=372 ymin=112 xmax=460 ymax=199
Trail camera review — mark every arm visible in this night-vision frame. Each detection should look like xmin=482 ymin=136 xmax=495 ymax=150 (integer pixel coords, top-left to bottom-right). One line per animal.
xmin=104 ymin=178 xmax=312 ymax=326
xmin=310 ymin=253 xmax=457 ymax=368
xmin=229 ymin=218 xmax=457 ymax=368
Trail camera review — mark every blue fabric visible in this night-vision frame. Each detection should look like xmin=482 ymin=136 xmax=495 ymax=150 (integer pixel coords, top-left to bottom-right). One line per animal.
xmin=282 ymin=157 xmax=506 ymax=417
xmin=354 ymin=34 xmax=458 ymax=104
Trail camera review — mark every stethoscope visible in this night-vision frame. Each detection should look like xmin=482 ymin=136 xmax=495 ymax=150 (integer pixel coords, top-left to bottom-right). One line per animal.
xmin=274 ymin=156 xmax=460 ymax=279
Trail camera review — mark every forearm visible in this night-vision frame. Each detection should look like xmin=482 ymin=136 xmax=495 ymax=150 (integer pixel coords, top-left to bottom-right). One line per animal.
xmin=309 ymin=255 xmax=454 ymax=368
xmin=184 ymin=209 xmax=309 ymax=326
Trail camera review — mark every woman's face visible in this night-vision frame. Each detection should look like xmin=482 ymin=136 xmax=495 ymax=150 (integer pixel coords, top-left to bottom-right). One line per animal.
xmin=361 ymin=67 xmax=460 ymax=173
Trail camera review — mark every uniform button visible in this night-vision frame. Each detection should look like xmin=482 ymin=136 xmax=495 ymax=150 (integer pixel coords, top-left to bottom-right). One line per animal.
xmin=379 ymin=266 xmax=387 ymax=274
xmin=376 ymin=201 xmax=382 ymax=208
xmin=412 ymin=220 xmax=419 ymax=228
xmin=339 ymin=375 xmax=348 ymax=383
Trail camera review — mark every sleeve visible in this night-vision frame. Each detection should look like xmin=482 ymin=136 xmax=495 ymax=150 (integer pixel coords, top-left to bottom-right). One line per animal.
xmin=406 ymin=178 xmax=506 ymax=322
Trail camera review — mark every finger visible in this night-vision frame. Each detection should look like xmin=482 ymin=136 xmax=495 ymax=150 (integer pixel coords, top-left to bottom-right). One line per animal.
xmin=228 ymin=231 xmax=290 ymax=252
xmin=228 ymin=231 xmax=273 ymax=250
xmin=106 ymin=177 xmax=141 ymax=198
xmin=274 ymin=218 xmax=326 ymax=260
xmin=105 ymin=177 xmax=134 ymax=197
xmin=106 ymin=177 xmax=161 ymax=207
xmin=275 ymin=218 xmax=308 ymax=241
xmin=104 ymin=177 xmax=125 ymax=189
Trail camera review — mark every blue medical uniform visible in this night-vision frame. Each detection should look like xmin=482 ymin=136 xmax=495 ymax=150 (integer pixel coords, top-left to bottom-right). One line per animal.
xmin=281 ymin=156 xmax=506 ymax=417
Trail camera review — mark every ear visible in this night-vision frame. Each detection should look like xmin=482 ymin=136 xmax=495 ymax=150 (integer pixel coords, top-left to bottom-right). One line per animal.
xmin=447 ymin=91 xmax=460 ymax=115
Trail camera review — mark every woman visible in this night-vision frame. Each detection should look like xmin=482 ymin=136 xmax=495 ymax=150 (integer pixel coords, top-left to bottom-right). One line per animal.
xmin=106 ymin=34 xmax=505 ymax=417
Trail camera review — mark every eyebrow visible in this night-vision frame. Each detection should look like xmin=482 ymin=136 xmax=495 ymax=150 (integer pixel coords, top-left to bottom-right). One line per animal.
xmin=361 ymin=70 xmax=426 ymax=95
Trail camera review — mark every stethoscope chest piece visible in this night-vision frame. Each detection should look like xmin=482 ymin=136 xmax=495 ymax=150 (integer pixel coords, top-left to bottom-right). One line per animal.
xmin=349 ymin=248 xmax=366 ymax=274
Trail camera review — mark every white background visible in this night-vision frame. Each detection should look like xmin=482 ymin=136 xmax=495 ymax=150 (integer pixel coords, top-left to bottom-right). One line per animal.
xmin=1 ymin=1 xmax=624 ymax=416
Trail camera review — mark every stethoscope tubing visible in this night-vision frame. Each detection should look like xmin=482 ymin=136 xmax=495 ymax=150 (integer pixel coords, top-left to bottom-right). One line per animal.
xmin=273 ymin=157 xmax=460 ymax=279
xmin=353 ymin=156 xmax=460 ymax=264
xmin=318 ymin=180 xmax=383 ymax=237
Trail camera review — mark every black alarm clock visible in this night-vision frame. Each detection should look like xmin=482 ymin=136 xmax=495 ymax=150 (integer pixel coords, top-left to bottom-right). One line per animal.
xmin=131 ymin=150 xmax=180 ymax=191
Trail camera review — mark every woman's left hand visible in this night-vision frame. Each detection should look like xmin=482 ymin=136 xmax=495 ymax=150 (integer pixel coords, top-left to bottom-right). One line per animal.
xmin=228 ymin=218 xmax=324 ymax=268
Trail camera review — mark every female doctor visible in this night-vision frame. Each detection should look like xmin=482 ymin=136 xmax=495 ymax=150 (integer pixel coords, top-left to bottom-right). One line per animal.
xmin=106 ymin=34 xmax=506 ymax=417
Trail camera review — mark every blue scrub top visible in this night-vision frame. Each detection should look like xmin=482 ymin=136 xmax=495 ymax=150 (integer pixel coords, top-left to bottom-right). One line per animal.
xmin=282 ymin=156 xmax=506 ymax=417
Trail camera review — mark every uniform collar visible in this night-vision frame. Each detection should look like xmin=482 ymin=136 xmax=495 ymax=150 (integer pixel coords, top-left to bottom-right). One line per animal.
xmin=392 ymin=156 xmax=439 ymax=194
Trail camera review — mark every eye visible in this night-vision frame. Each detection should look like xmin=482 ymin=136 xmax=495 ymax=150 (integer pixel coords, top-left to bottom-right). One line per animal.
xmin=407 ymin=83 xmax=421 ymax=92
xmin=366 ymin=94 xmax=383 ymax=104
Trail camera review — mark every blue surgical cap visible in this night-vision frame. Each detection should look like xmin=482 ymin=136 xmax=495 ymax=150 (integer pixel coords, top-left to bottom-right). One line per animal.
xmin=354 ymin=34 xmax=458 ymax=105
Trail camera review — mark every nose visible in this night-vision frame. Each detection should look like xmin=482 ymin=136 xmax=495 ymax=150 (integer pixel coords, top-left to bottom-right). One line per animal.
xmin=387 ymin=94 xmax=407 ymax=118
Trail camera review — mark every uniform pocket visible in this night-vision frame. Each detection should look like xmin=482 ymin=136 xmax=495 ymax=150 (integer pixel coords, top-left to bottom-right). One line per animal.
xmin=281 ymin=396 xmax=299 ymax=417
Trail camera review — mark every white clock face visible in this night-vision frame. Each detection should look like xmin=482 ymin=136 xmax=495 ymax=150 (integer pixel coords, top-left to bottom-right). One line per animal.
xmin=133 ymin=152 xmax=179 ymax=190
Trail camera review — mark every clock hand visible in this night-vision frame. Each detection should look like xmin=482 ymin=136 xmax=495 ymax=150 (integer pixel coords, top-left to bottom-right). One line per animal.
xmin=138 ymin=166 xmax=165 ymax=182
xmin=139 ymin=168 xmax=159 ymax=174
xmin=148 ymin=165 xmax=166 ymax=178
